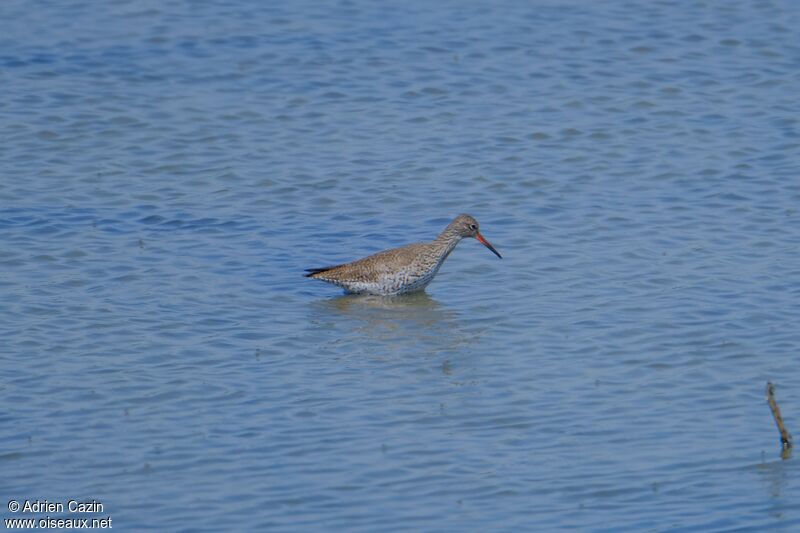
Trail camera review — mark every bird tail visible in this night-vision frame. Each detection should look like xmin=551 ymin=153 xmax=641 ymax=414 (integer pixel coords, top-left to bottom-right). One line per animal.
xmin=304 ymin=266 xmax=337 ymax=278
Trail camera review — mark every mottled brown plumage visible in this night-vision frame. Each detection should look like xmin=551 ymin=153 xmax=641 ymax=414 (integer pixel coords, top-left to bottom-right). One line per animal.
xmin=305 ymin=214 xmax=502 ymax=295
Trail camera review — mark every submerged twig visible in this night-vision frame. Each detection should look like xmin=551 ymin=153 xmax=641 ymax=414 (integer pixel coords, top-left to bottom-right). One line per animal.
xmin=766 ymin=382 xmax=793 ymax=455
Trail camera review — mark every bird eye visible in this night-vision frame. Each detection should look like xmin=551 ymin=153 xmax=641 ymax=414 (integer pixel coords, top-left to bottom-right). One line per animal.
xmin=469 ymin=224 xmax=478 ymax=230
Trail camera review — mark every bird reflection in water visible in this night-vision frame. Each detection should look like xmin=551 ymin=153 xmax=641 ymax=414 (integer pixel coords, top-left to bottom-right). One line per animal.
xmin=309 ymin=292 xmax=477 ymax=359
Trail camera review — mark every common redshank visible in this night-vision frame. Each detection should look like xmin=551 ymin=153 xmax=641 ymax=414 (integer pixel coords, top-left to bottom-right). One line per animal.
xmin=304 ymin=214 xmax=502 ymax=295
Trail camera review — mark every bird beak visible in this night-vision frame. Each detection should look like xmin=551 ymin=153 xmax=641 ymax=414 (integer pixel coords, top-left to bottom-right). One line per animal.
xmin=475 ymin=231 xmax=502 ymax=259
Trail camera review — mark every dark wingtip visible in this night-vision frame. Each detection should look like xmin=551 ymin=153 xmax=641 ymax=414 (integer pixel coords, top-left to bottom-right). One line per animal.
xmin=304 ymin=267 xmax=332 ymax=278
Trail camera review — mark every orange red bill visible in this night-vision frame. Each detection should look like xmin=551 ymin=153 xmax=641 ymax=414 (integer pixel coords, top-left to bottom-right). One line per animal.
xmin=475 ymin=232 xmax=502 ymax=259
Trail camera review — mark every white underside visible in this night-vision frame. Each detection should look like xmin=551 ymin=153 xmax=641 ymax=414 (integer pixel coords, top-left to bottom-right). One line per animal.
xmin=338 ymin=264 xmax=441 ymax=296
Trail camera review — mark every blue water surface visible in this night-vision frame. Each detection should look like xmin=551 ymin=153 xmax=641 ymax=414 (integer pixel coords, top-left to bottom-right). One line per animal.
xmin=2 ymin=0 xmax=800 ymax=531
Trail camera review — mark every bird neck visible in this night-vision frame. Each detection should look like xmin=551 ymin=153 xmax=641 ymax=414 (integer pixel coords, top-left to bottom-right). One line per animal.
xmin=434 ymin=226 xmax=464 ymax=257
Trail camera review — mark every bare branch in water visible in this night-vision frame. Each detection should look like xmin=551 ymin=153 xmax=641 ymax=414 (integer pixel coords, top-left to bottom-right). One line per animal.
xmin=766 ymin=382 xmax=793 ymax=459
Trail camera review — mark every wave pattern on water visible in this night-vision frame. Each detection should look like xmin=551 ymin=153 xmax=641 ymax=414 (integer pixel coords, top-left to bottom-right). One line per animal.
xmin=2 ymin=0 xmax=800 ymax=531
